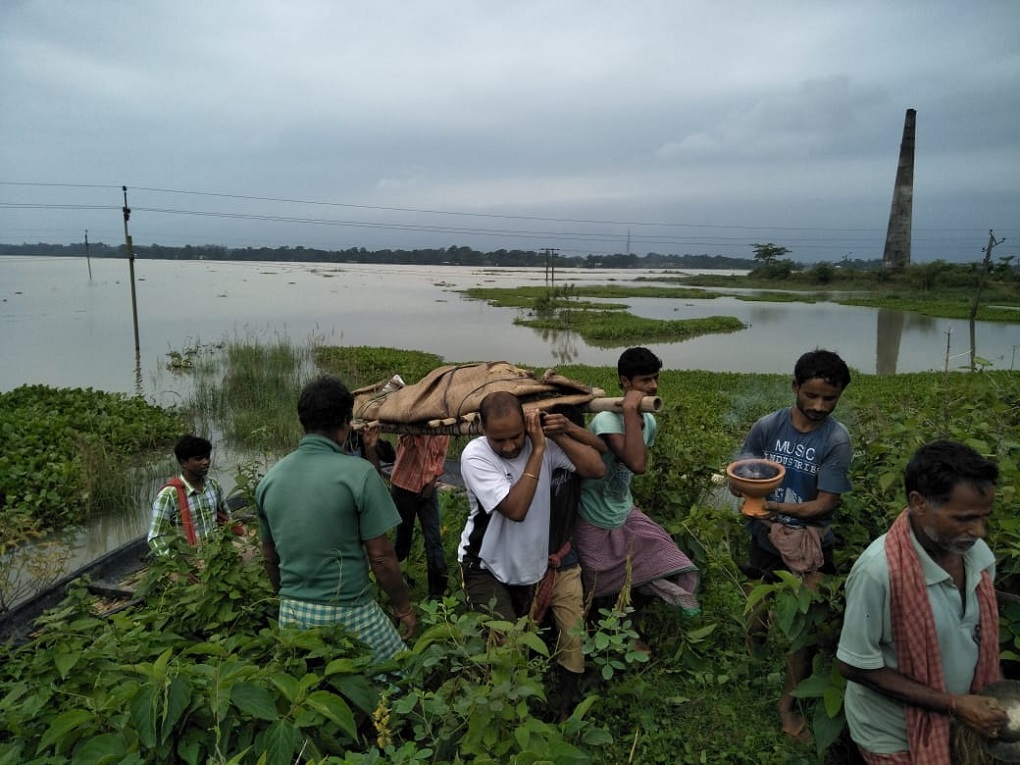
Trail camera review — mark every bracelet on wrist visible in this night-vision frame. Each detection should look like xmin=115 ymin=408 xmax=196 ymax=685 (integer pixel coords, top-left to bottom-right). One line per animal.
xmin=523 ymin=472 xmax=539 ymax=481
xmin=394 ymin=606 xmax=412 ymax=618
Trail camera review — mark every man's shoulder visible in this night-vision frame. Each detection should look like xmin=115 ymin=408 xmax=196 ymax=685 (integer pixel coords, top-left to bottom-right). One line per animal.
xmin=751 ymin=408 xmax=791 ymax=434
xmin=460 ymin=437 xmax=500 ymax=472
xmin=847 ymin=534 xmax=891 ymax=580
xmin=461 ymin=436 xmax=491 ymax=459
xmin=824 ymin=417 xmax=851 ymax=444
xmin=590 ymin=410 xmax=626 ymax=434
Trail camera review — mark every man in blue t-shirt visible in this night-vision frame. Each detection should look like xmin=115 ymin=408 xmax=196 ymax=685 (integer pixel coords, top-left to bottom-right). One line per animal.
xmin=735 ymin=349 xmax=852 ymax=741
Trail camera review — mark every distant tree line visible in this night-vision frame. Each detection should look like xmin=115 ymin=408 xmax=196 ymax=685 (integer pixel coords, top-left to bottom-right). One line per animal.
xmin=0 ymin=241 xmax=756 ymax=270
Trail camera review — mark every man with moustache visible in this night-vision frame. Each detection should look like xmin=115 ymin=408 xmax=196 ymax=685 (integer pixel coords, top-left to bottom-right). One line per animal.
xmin=837 ymin=440 xmax=1006 ymax=764
xmin=457 ymin=391 xmax=605 ymax=624
xmin=736 ymin=348 xmax=852 ymax=739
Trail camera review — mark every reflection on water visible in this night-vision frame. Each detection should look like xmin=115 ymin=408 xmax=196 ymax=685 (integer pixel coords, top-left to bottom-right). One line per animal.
xmin=877 ymin=309 xmax=906 ymax=375
xmin=534 ymin=326 xmax=583 ymax=365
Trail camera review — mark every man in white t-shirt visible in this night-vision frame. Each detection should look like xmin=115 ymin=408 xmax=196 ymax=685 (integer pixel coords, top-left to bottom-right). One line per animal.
xmin=458 ymin=391 xmax=605 ymax=621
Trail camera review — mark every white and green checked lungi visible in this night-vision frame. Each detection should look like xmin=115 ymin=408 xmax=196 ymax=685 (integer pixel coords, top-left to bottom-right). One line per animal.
xmin=279 ymin=597 xmax=406 ymax=662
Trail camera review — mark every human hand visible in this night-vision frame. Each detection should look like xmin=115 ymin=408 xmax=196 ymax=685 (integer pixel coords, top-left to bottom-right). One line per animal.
xmin=362 ymin=425 xmax=380 ymax=453
xmin=420 ymin=477 xmax=437 ymax=499
xmin=540 ymin=411 xmax=570 ymax=435
xmin=394 ymin=606 xmax=417 ymax=640
xmin=953 ymin=694 xmax=1008 ymax=739
xmin=622 ymin=388 xmax=645 ymax=413
xmin=525 ymin=409 xmax=546 ymax=450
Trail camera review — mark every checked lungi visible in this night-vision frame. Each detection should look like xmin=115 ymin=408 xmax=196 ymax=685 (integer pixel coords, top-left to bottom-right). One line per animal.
xmin=279 ymin=597 xmax=406 ymax=662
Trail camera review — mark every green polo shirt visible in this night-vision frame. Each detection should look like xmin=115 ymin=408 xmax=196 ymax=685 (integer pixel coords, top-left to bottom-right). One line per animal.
xmin=256 ymin=434 xmax=401 ymax=606
xmin=836 ymin=526 xmax=996 ymax=754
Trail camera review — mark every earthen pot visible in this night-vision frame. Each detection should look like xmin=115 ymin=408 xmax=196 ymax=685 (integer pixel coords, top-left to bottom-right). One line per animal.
xmin=725 ymin=458 xmax=786 ymax=518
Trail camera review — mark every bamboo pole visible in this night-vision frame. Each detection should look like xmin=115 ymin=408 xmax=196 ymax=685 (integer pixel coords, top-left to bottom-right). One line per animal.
xmin=586 ymin=396 xmax=662 ymax=413
xmin=353 ymin=395 xmax=662 ymax=434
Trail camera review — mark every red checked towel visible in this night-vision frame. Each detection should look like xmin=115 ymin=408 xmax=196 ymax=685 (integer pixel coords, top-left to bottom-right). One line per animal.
xmin=885 ymin=508 xmax=1000 ymax=764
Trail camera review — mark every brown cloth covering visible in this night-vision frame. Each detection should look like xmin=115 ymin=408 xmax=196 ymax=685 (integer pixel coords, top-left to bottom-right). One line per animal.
xmin=352 ymin=362 xmax=599 ymax=426
xmin=885 ymin=508 xmax=1001 ymax=765
xmin=765 ymin=521 xmax=825 ymax=574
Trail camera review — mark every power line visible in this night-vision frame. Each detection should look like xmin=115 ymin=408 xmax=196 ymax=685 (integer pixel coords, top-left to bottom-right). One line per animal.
xmin=1 ymin=181 xmax=1014 ymax=257
xmin=0 ymin=180 xmax=929 ymax=234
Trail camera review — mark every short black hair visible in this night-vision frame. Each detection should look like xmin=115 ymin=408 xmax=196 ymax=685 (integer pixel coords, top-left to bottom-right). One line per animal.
xmin=298 ymin=376 xmax=354 ymax=433
xmin=904 ymin=439 xmax=998 ymax=506
xmin=479 ymin=391 xmax=522 ymax=427
xmin=174 ymin=434 xmax=212 ymax=462
xmin=618 ymin=347 xmax=662 ymax=380
xmin=794 ymin=349 xmax=851 ymax=389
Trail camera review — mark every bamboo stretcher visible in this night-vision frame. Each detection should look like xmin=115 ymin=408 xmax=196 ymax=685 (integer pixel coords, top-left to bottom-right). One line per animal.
xmin=353 ymin=395 xmax=662 ymax=435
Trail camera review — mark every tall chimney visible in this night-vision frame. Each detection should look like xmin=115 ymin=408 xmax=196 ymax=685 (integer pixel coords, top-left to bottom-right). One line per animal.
xmin=883 ymin=109 xmax=916 ymax=269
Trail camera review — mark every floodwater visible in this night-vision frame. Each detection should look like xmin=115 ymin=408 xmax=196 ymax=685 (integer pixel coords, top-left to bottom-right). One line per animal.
xmin=3 ymin=257 xmax=1017 ymax=405
xmin=1 ymin=256 xmax=1017 ymax=587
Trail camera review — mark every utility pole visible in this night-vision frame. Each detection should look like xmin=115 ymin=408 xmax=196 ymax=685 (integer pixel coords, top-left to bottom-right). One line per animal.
xmin=121 ymin=186 xmax=141 ymax=355
xmin=84 ymin=229 xmax=92 ymax=280
xmin=543 ymin=248 xmax=559 ymax=287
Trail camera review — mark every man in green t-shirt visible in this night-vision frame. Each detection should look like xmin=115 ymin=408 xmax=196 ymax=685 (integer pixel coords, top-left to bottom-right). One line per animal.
xmin=256 ymin=376 xmax=415 ymax=662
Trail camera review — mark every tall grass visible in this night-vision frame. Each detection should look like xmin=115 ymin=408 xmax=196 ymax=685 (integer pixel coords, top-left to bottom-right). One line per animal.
xmin=184 ymin=337 xmax=312 ymax=454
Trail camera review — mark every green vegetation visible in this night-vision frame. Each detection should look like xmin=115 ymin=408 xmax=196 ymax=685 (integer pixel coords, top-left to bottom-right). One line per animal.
xmin=676 ymin=259 xmax=1020 ymax=323
xmin=518 ymin=311 xmax=746 ymax=347
xmin=837 ymin=294 xmax=1020 ymax=322
xmin=463 ymin=284 xmax=746 ymax=347
xmin=3 ymin=343 xmax=1019 ymax=763
xmin=0 ymin=385 xmax=182 ymax=530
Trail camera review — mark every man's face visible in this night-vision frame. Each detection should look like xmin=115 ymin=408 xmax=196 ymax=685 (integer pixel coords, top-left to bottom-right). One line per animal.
xmin=180 ymin=454 xmax=211 ymax=480
xmin=621 ymin=372 xmax=659 ymax=396
xmin=793 ymin=377 xmax=843 ymax=424
xmin=912 ymin=481 xmax=994 ymax=556
xmin=483 ymin=410 xmax=527 ymax=460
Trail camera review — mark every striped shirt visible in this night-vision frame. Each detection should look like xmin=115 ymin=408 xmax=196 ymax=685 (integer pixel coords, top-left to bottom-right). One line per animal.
xmin=389 ymin=435 xmax=449 ymax=493
xmin=147 ymin=475 xmax=229 ymax=554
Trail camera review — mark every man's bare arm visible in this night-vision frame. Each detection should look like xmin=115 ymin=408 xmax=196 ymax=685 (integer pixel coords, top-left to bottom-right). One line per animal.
xmin=766 ymin=490 xmax=841 ymax=520
xmin=365 ymin=533 xmax=416 ymax=639
xmin=838 ymin=661 xmax=1005 ymax=738
xmin=262 ymin=541 xmax=280 ymax=593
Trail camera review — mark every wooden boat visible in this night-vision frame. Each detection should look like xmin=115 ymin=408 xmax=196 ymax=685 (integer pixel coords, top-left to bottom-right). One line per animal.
xmin=0 ymin=496 xmax=256 ymax=647
xmin=0 ymin=535 xmax=151 ymax=646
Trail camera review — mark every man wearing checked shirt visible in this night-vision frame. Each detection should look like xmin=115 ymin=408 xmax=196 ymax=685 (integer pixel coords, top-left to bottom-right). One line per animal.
xmin=148 ymin=434 xmax=233 ymax=556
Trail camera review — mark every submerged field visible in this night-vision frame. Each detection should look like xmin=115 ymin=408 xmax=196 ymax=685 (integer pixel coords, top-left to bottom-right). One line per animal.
xmin=2 ymin=340 xmax=1019 ymax=764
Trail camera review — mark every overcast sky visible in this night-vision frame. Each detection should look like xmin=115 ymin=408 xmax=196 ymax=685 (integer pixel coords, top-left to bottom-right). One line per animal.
xmin=2 ymin=1 xmax=1018 ymax=263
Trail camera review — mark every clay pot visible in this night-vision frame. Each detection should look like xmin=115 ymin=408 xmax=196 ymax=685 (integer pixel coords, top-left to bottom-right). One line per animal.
xmin=725 ymin=459 xmax=786 ymax=518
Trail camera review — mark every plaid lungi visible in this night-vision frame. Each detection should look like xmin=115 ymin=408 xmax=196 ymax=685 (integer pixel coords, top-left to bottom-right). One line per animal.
xmin=574 ymin=508 xmax=700 ymax=612
xmin=279 ymin=597 xmax=406 ymax=662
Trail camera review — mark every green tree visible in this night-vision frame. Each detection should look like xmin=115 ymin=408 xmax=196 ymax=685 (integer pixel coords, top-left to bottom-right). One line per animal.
xmin=751 ymin=243 xmax=791 ymax=266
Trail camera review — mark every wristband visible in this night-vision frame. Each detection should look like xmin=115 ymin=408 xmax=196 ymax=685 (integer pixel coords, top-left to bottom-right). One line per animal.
xmin=395 ymin=607 xmax=413 ymax=619
xmin=523 ymin=472 xmax=539 ymax=481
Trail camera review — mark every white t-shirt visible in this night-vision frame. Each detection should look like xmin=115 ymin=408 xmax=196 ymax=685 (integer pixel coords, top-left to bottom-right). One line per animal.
xmin=458 ymin=436 xmax=575 ymax=585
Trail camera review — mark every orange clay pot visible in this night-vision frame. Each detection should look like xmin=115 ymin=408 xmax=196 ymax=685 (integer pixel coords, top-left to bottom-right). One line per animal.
xmin=725 ymin=459 xmax=786 ymax=518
